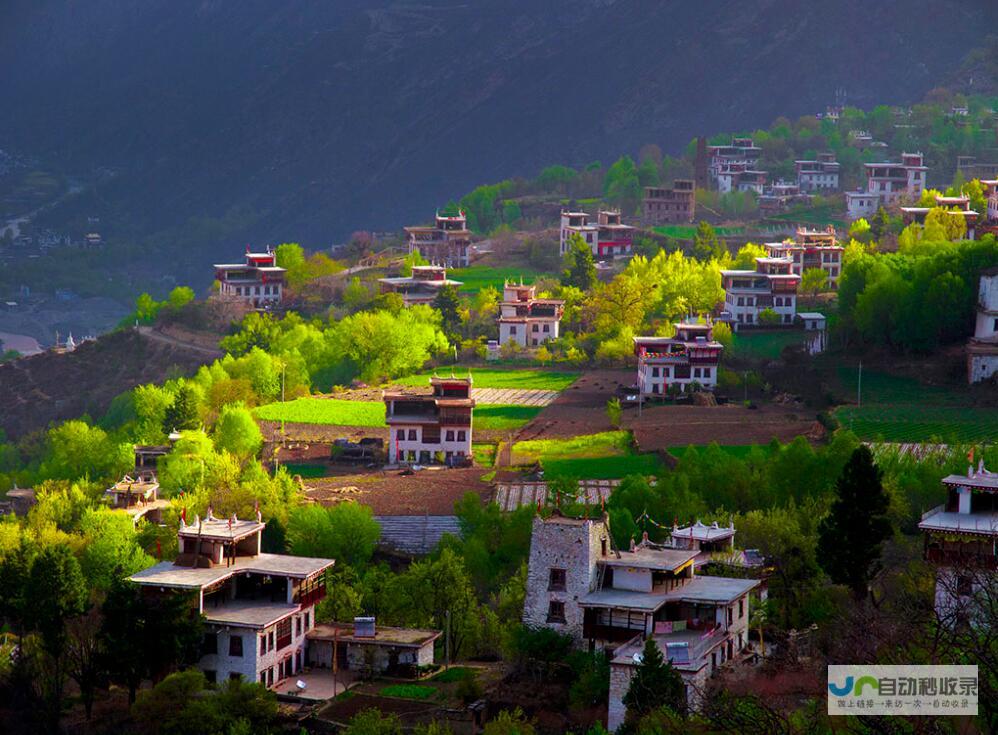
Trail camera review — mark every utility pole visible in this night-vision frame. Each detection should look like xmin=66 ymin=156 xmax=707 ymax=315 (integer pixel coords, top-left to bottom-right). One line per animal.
xmin=445 ymin=609 xmax=451 ymax=671
xmin=857 ymin=361 xmax=862 ymax=408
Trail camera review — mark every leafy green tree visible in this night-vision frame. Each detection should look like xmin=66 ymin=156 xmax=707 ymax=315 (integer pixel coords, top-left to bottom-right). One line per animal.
xmin=133 ymin=292 xmax=163 ymax=324
xmin=604 ymin=156 xmax=642 ymax=212
xmin=287 ymin=502 xmax=380 ymax=568
xmin=79 ymin=507 xmax=155 ymax=590
xmin=102 ymin=580 xmax=203 ymax=704
xmin=622 ymin=638 xmax=687 ymax=720
xmin=870 ymin=206 xmax=893 ymax=241
xmin=606 ymin=397 xmax=622 ymax=428
xmin=433 ymin=284 xmax=463 ymax=339
xmin=732 ymin=243 xmax=766 ymax=269
xmin=402 ymin=249 xmax=430 ymax=276
xmin=213 ymin=402 xmax=263 ymax=459
xmin=757 ymin=307 xmax=780 ymax=326
xmin=483 ymin=708 xmax=537 ymax=735
xmin=167 ymin=286 xmax=195 ymax=309
xmin=132 ymin=383 xmax=174 ymax=444
xmin=163 ymin=383 xmax=201 ymax=433
xmin=40 ymin=420 xmax=133 ymax=482
xmin=343 ymin=276 xmax=373 ymax=311
xmin=691 ymin=221 xmax=725 ymax=261
xmin=27 ymin=545 xmax=88 ymax=660
xmin=562 ymin=233 xmax=597 ymax=291
xmin=817 ymin=446 xmax=892 ymax=599
xmin=343 ymin=709 xmax=404 ymax=735
xmin=800 ymin=267 xmax=828 ymax=302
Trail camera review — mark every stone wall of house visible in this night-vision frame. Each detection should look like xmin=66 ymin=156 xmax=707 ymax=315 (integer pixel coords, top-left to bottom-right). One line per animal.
xmin=522 ymin=515 xmax=609 ymax=640
xmin=608 ymin=662 xmax=635 ymax=732
xmin=970 ymin=354 xmax=998 ymax=384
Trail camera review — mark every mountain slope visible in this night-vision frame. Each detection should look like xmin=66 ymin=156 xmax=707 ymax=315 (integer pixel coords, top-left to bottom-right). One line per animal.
xmin=1 ymin=1 xmax=994 ymax=276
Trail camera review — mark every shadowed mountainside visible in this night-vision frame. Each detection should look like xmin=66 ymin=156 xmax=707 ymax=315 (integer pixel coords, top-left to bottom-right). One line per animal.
xmin=1 ymin=0 xmax=995 ymax=286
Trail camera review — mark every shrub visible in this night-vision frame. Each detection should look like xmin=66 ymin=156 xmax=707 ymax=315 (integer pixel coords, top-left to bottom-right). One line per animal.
xmin=758 ymin=308 xmax=781 ymax=326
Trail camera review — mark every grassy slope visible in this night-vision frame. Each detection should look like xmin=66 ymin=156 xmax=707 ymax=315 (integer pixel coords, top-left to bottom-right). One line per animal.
xmin=394 ymin=367 xmax=579 ymax=391
xmin=511 ymin=431 xmax=664 ymax=479
xmin=728 ymin=331 xmax=806 ymax=361
xmin=448 ymin=266 xmax=549 ymax=294
xmin=832 ymin=368 xmax=997 ymax=442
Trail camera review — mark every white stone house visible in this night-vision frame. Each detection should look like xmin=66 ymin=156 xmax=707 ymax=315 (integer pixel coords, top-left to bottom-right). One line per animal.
xmin=720 ymin=256 xmax=800 ymax=330
xmin=498 ymin=282 xmax=564 ymax=348
xmin=968 ymin=268 xmax=998 ymax=383
xmin=214 ymin=248 xmax=286 ymax=307
xmin=633 ymin=322 xmax=724 ymax=395
xmin=522 ymin=513 xmax=758 ymax=731
xmin=129 ymin=512 xmax=333 ymax=688
xmin=383 ymin=376 xmax=474 ymax=465
xmin=919 ymin=463 xmax=998 ymax=624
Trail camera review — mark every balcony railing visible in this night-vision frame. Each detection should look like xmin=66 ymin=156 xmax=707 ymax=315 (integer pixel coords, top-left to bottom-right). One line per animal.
xmin=925 ymin=547 xmax=998 ymax=568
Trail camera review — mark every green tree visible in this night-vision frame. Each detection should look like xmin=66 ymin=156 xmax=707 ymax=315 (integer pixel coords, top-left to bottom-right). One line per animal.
xmin=622 ymin=638 xmax=687 ymax=720
xmin=757 ymin=308 xmax=780 ymax=326
xmin=163 ymin=384 xmax=201 ymax=433
xmin=102 ymin=579 xmax=203 ymax=704
xmin=817 ymin=446 xmax=892 ymax=599
xmin=800 ymin=267 xmax=828 ymax=303
xmin=604 ymin=156 xmax=641 ymax=212
xmin=343 ymin=276 xmax=373 ymax=312
xmin=433 ymin=284 xmax=462 ymax=339
xmin=344 ymin=709 xmax=404 ymax=735
xmin=606 ymin=397 xmax=622 ymax=428
xmin=562 ymin=233 xmax=597 ymax=291
xmin=167 ymin=286 xmax=195 ymax=310
xmin=870 ymin=206 xmax=893 ymax=241
xmin=287 ymin=502 xmax=380 ymax=568
xmin=691 ymin=221 xmax=725 ymax=261
xmin=40 ymin=420 xmax=133 ymax=482
xmin=79 ymin=507 xmax=155 ymax=590
xmin=213 ymin=402 xmax=264 ymax=459
xmin=732 ymin=243 xmax=766 ymax=269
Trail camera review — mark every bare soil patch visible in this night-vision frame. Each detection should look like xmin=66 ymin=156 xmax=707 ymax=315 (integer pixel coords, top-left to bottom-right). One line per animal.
xmin=307 ymin=467 xmax=492 ymax=515
xmin=628 ymin=403 xmax=821 ymax=450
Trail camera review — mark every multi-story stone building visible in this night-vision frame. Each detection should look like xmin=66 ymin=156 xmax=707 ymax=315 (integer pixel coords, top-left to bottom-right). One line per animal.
xmin=559 ymin=210 xmax=635 ymax=259
xmin=633 ymin=321 xmax=724 ymax=394
xmin=795 ymin=153 xmax=840 ymax=192
xmin=864 ymin=152 xmax=927 ymax=206
xmin=129 ymin=512 xmax=333 ymax=688
xmin=919 ymin=462 xmax=998 ymax=623
xmin=378 ymin=265 xmax=463 ymax=306
xmin=764 ymin=226 xmax=844 ymax=288
xmin=757 ymin=181 xmax=811 ymax=215
xmin=720 ymin=256 xmax=800 ymax=329
xmin=498 ymin=282 xmax=564 ymax=348
xmin=405 ymin=211 xmax=471 ymax=268
xmin=968 ymin=268 xmax=998 ymax=383
xmin=845 ymin=190 xmax=881 ymax=222
xmin=643 ymin=181 xmax=696 ymax=224
xmin=383 ymin=376 xmax=474 ymax=465
xmin=707 ymin=138 xmax=762 ymax=185
xmin=522 ymin=513 xmax=758 ymax=731
xmin=214 ymin=248 xmax=286 ymax=307
xmin=716 ymin=165 xmax=768 ymax=195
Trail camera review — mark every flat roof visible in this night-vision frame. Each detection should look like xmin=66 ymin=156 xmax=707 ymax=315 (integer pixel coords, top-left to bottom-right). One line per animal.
xmin=178 ymin=516 xmax=264 ymax=542
xmin=600 ymin=547 xmax=698 ymax=572
xmin=672 ymin=521 xmax=736 ymax=542
xmin=920 ymin=510 xmax=998 ymax=537
xmin=204 ymin=600 xmax=299 ymax=629
xmin=663 ymin=576 xmax=759 ymax=604
xmin=308 ymin=622 xmax=441 ymax=648
xmin=797 ymin=312 xmax=827 ymax=320
xmin=129 ymin=552 xmax=334 ymax=590
xmin=378 ymin=277 xmax=463 ymax=287
xmin=579 ymin=588 xmax=671 ymax=612
xmin=941 ymin=472 xmax=998 ymax=490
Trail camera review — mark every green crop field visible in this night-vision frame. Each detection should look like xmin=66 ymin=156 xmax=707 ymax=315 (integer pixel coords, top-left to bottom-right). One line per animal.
xmin=728 ymin=331 xmax=806 ymax=361
xmin=282 ymin=463 xmax=330 ymax=478
xmin=668 ymin=445 xmax=758 ymax=460
xmin=831 ymin=368 xmax=993 ymax=442
xmin=473 ymin=405 xmax=542 ymax=430
xmin=448 ymin=266 xmax=550 ymax=294
xmin=380 ymin=684 xmax=438 ymax=700
xmin=652 ymin=224 xmax=744 ymax=239
xmin=767 ymin=203 xmax=845 ymax=228
xmin=511 ymin=431 xmax=664 ymax=479
xmin=254 ymin=398 xmax=386 ymax=426
xmin=395 ymin=367 xmax=579 ymax=392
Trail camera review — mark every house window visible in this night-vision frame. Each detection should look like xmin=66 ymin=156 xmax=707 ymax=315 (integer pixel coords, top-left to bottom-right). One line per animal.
xmin=703 ymin=368 xmax=711 ymax=379
xmin=269 ymin=631 xmax=275 ymax=650
xmin=549 ymin=568 xmax=567 ymax=591
xmin=457 ymin=430 xmax=466 ymax=442
xmin=957 ymin=574 xmax=973 ymax=596
xmin=229 ymin=634 xmax=243 ymax=657
xmin=547 ymin=601 xmax=566 ymax=623
xmin=737 ymin=297 xmax=744 ymax=307
xmin=397 ymin=429 xmax=405 ymax=441
xmin=445 ymin=430 xmax=455 ymax=442
xmin=651 ymin=367 xmax=660 ymax=378
xmin=543 ymin=324 xmax=550 ymax=333
xmin=260 ymin=636 xmax=267 ymax=656
xmin=203 ymin=632 xmax=217 ymax=655
xmin=993 ymin=318 xmax=998 ymax=332
xmin=510 ymin=325 xmax=517 ymax=335
xmin=276 ymin=619 xmax=292 ymax=650
xmin=532 ymin=324 xmax=539 ymax=333
xmin=727 ymin=607 xmax=733 ymax=626
xmin=408 ymin=429 xmax=417 ymax=441
xmin=305 ymin=612 xmax=310 ymax=629
xmin=229 ymin=672 xmax=242 ymax=681
xmin=739 ymin=599 xmax=745 ymax=619
xmin=260 ymin=672 xmax=267 ymax=685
